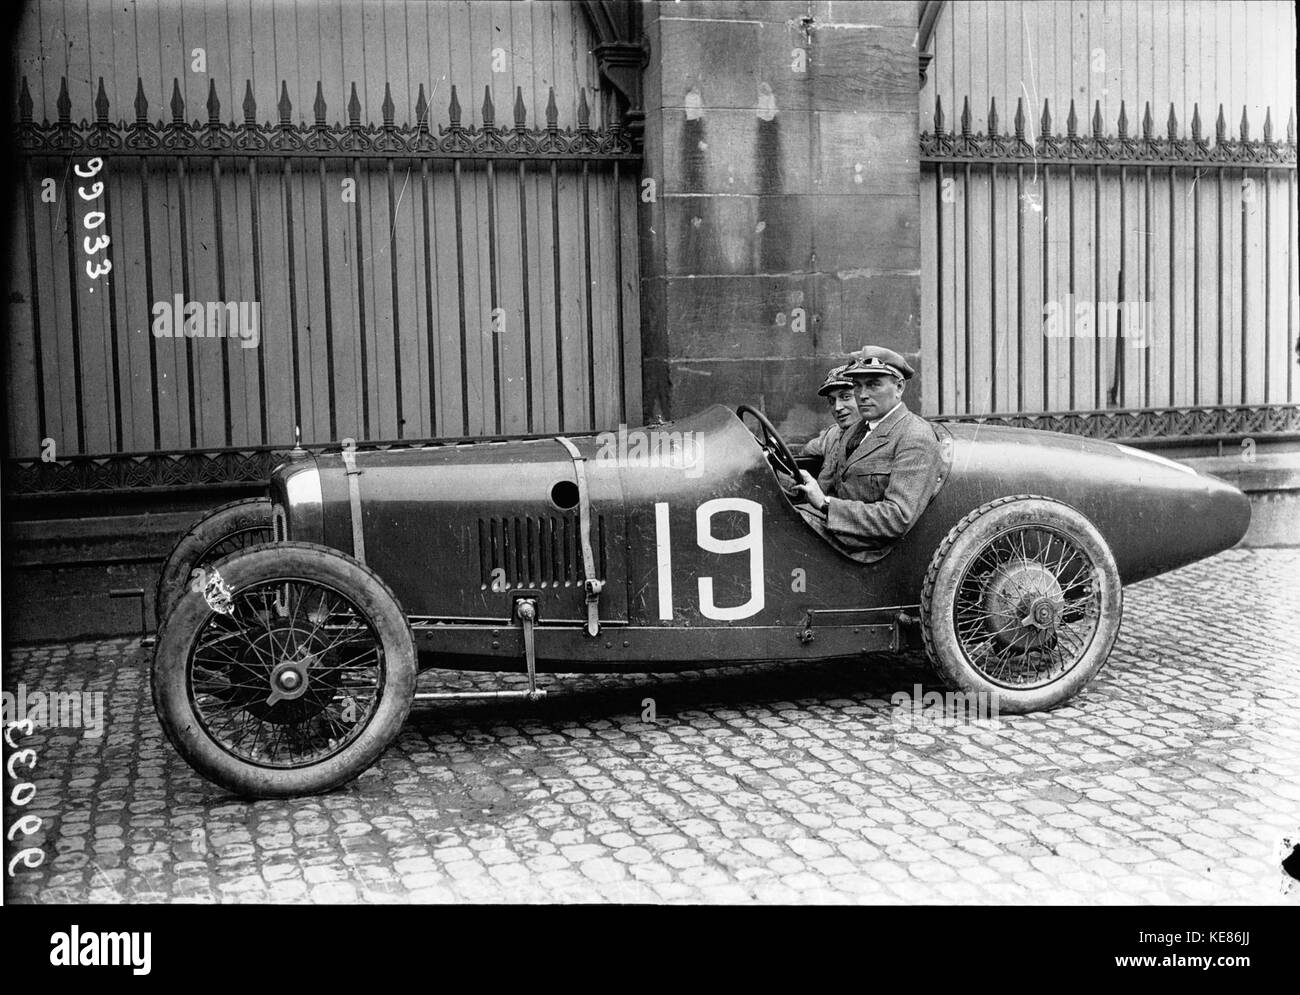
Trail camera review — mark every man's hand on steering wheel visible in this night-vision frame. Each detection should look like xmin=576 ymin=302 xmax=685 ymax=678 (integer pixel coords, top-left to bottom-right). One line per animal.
xmin=794 ymin=471 xmax=828 ymax=511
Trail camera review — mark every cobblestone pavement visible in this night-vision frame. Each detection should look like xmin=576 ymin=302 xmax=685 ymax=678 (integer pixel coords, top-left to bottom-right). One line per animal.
xmin=5 ymin=548 xmax=1299 ymax=905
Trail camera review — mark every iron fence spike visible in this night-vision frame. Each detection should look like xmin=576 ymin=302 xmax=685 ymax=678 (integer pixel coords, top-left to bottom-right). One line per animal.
xmin=169 ymin=78 xmax=183 ymax=125
xmin=349 ymin=81 xmax=362 ymax=127
xmin=314 ymin=81 xmax=327 ymax=127
xmin=277 ymin=80 xmax=291 ymax=125
xmin=19 ymin=75 xmax=34 ymax=123
xmin=57 ymin=76 xmax=72 ymax=124
xmin=95 ymin=77 xmax=110 ymax=125
xmin=135 ymin=77 xmax=149 ymax=124
xmin=415 ymin=83 xmax=428 ymax=130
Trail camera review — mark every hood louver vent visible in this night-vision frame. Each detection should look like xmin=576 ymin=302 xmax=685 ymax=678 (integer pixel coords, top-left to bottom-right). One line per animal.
xmin=478 ymin=514 xmax=607 ymax=589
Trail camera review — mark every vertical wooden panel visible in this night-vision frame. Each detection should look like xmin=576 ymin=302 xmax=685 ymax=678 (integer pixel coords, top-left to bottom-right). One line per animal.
xmin=939 ymin=163 xmax=959 ymax=415
xmin=7 ymin=173 xmax=39 ymax=456
xmin=1021 ymin=159 xmax=1045 ymax=413
xmin=920 ymin=162 xmax=940 ymax=416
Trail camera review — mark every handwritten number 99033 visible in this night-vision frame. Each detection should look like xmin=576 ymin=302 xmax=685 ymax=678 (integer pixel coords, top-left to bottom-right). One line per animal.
xmin=75 ymin=157 xmax=112 ymax=280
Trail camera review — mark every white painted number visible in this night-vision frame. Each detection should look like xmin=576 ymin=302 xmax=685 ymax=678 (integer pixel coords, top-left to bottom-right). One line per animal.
xmin=654 ymin=499 xmax=765 ymax=621
xmin=655 ymin=502 xmax=673 ymax=620
xmin=696 ymin=499 xmax=764 ymax=620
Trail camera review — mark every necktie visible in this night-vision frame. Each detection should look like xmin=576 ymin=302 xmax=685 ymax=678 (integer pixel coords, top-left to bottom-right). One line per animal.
xmin=846 ymin=421 xmax=869 ymax=455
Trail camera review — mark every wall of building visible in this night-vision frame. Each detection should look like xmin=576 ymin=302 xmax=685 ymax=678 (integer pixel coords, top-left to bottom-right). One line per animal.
xmin=638 ymin=0 xmax=922 ymax=442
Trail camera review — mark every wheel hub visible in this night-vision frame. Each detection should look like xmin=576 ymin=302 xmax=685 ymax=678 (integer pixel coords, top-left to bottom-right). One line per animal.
xmin=982 ymin=561 xmax=1065 ymax=649
xmin=267 ymin=658 xmax=313 ymax=704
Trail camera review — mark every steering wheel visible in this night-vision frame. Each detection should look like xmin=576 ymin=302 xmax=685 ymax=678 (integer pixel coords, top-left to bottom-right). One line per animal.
xmin=736 ymin=404 xmax=800 ymax=480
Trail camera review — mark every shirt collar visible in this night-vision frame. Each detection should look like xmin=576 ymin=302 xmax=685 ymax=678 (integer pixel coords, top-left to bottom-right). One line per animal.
xmin=867 ymin=401 xmax=904 ymax=431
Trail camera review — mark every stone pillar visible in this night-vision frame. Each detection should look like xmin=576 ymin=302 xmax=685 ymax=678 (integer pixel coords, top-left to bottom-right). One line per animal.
xmin=638 ymin=0 xmax=921 ymax=441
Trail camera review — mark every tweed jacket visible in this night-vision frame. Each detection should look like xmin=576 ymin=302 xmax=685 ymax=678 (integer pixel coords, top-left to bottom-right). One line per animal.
xmin=796 ymin=403 xmax=946 ymax=563
xmin=800 ymin=420 xmax=862 ymax=496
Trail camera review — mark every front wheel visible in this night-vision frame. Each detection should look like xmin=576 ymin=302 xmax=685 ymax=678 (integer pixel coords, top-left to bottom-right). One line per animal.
xmin=152 ymin=541 xmax=416 ymax=798
xmin=920 ymin=495 xmax=1122 ymax=714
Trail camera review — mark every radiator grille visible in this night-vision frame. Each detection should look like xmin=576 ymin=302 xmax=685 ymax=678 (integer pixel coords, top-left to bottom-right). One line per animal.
xmin=478 ymin=514 xmax=607 ymax=589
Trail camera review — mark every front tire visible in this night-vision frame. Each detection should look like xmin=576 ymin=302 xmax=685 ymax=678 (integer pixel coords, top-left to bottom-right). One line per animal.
xmin=152 ymin=541 xmax=416 ymax=798
xmin=920 ymin=495 xmax=1122 ymax=714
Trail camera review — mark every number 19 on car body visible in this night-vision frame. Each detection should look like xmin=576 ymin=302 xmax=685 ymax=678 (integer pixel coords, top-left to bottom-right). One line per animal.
xmin=654 ymin=499 xmax=765 ymax=622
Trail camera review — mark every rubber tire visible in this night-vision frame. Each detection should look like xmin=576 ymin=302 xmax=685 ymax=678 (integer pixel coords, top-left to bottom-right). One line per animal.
xmin=919 ymin=495 xmax=1122 ymax=714
xmin=154 ymin=497 xmax=274 ymax=629
xmin=152 ymin=541 xmax=417 ymax=798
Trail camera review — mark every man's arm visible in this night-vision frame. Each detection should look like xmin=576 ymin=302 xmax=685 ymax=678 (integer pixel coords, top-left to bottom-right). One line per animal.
xmin=799 ymin=426 xmax=833 ymax=458
xmin=823 ymin=424 xmax=943 ymax=544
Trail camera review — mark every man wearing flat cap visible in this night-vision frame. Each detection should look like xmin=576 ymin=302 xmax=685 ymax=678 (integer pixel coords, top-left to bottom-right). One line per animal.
xmin=789 ymin=363 xmax=865 ymax=500
xmin=792 ymin=346 xmax=946 ymax=563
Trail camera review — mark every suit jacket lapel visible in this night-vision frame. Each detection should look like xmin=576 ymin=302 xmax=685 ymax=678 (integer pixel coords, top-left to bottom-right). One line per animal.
xmin=843 ymin=404 xmax=906 ymax=466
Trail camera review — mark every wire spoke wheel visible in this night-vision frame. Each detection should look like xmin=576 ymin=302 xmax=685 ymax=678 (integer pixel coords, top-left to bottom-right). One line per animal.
xmin=189 ymin=579 xmax=383 ymax=769
xmin=921 ymin=496 xmax=1122 ymax=713
xmin=154 ymin=541 xmax=416 ymax=798
xmin=196 ymin=521 xmax=275 ymax=565
xmin=952 ymin=525 xmax=1101 ymax=690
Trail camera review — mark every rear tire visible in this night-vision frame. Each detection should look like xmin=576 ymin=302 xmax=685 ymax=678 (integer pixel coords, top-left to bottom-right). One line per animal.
xmin=919 ymin=495 xmax=1122 ymax=714
xmin=154 ymin=497 xmax=275 ymax=629
xmin=152 ymin=541 xmax=416 ymax=798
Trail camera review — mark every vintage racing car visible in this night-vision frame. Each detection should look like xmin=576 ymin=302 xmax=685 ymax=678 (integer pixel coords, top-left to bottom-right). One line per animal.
xmin=151 ymin=404 xmax=1250 ymax=797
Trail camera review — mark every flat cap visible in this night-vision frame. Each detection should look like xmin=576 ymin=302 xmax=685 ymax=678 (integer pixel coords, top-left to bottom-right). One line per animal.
xmin=844 ymin=345 xmax=914 ymax=381
xmin=816 ymin=363 xmax=857 ymax=396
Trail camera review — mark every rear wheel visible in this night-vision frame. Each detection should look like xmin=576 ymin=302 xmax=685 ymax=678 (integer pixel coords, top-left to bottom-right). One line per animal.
xmin=152 ymin=541 xmax=416 ymax=798
xmin=154 ymin=497 xmax=274 ymax=628
xmin=920 ymin=495 xmax=1122 ymax=714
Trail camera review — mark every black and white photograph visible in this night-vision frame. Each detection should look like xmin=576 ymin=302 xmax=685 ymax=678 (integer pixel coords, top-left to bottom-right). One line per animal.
xmin=1 ymin=0 xmax=1297 ymax=940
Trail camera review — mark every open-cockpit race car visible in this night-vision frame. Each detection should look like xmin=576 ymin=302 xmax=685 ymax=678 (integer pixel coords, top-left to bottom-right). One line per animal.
xmin=151 ymin=404 xmax=1250 ymax=797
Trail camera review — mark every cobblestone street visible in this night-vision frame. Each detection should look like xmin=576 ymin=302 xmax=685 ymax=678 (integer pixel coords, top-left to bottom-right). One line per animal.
xmin=5 ymin=548 xmax=1299 ymax=904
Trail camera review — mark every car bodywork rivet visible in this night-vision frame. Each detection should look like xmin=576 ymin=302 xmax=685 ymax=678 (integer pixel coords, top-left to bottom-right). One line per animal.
xmin=491 ymin=641 xmax=499 ymax=649
xmin=622 ymin=640 xmax=629 ymax=648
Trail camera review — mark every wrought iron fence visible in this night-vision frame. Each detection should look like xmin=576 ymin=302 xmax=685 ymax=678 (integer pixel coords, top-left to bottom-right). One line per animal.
xmin=8 ymin=73 xmax=640 ymax=493
xmin=921 ymin=94 xmax=1299 ymax=441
